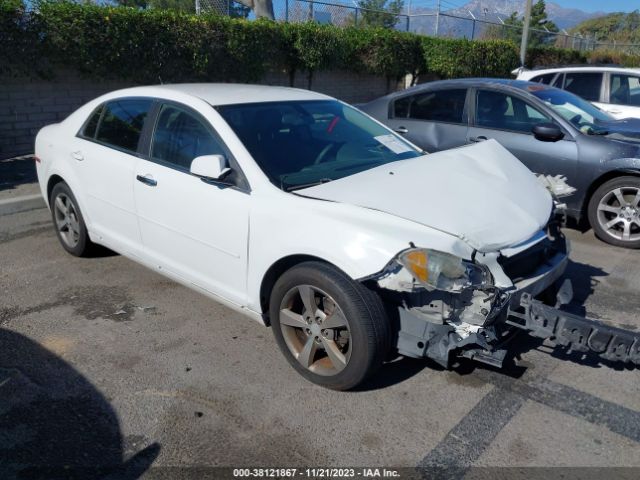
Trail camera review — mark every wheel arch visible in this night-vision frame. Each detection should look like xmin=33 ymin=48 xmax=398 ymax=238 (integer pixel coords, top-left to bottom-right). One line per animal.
xmin=45 ymin=171 xmax=94 ymax=232
xmin=46 ymin=174 xmax=65 ymax=206
xmin=259 ymin=254 xmax=347 ymax=325
xmin=583 ymin=168 xmax=640 ymax=216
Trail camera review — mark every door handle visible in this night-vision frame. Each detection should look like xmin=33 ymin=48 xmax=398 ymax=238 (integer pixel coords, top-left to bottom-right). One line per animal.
xmin=395 ymin=126 xmax=409 ymax=134
xmin=71 ymin=151 xmax=84 ymax=161
xmin=469 ymin=136 xmax=488 ymax=143
xmin=136 ymin=174 xmax=157 ymax=187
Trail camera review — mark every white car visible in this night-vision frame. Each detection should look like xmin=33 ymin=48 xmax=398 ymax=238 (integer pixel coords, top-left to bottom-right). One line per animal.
xmin=515 ymin=66 xmax=640 ymax=120
xmin=35 ymin=84 xmax=639 ymax=390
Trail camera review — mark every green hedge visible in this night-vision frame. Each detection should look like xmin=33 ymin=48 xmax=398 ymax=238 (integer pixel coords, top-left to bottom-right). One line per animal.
xmin=525 ymin=47 xmax=588 ymax=68
xmin=2 ymin=1 xmax=639 ymax=87
xmin=422 ymin=37 xmax=519 ymax=78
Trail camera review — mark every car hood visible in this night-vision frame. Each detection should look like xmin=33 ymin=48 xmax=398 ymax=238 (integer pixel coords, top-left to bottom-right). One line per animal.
xmin=298 ymin=139 xmax=552 ymax=253
xmin=598 ymin=118 xmax=640 ymax=141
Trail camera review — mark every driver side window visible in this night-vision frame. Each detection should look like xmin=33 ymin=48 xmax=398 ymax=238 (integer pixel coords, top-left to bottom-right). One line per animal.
xmin=151 ymin=104 xmax=225 ymax=171
xmin=475 ymin=90 xmax=551 ymax=133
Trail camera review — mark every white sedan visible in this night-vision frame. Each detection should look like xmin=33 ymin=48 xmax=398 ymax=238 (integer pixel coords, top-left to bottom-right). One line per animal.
xmin=515 ymin=66 xmax=640 ymax=120
xmin=35 ymin=84 xmax=637 ymax=390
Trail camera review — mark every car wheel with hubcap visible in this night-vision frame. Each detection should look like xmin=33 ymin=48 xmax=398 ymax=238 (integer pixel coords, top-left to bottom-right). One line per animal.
xmin=588 ymin=176 xmax=640 ymax=249
xmin=269 ymin=261 xmax=390 ymax=390
xmin=50 ymin=182 xmax=93 ymax=256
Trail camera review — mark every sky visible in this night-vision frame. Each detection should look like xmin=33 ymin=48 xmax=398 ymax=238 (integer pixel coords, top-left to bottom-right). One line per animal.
xmin=553 ymin=0 xmax=639 ymax=13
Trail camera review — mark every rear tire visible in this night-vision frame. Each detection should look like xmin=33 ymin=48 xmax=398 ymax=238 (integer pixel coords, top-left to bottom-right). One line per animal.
xmin=50 ymin=182 xmax=93 ymax=257
xmin=269 ymin=261 xmax=390 ymax=390
xmin=588 ymin=176 xmax=640 ymax=249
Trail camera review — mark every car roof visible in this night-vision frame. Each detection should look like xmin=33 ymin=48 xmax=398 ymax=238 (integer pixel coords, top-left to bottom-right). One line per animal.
xmin=522 ymin=66 xmax=640 ymax=75
xmin=103 ymin=83 xmax=332 ymax=106
xmin=385 ymin=78 xmax=555 ymax=97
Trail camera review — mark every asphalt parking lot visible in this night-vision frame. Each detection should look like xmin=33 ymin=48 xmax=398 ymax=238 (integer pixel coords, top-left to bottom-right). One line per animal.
xmin=1 ymin=205 xmax=639 ymax=478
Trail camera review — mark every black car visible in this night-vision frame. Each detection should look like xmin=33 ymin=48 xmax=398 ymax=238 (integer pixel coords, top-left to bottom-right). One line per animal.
xmin=361 ymin=79 xmax=640 ymax=249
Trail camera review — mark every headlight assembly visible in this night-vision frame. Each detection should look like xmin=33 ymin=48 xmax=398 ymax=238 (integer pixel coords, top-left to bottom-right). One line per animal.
xmin=397 ymin=248 xmax=492 ymax=293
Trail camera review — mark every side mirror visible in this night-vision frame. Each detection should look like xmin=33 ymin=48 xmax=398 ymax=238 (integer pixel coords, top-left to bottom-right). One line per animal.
xmin=190 ymin=154 xmax=231 ymax=181
xmin=532 ymin=123 xmax=564 ymax=142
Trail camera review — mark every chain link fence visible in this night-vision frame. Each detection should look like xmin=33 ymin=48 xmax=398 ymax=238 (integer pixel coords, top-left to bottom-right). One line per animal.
xmin=196 ymin=0 xmax=640 ymax=55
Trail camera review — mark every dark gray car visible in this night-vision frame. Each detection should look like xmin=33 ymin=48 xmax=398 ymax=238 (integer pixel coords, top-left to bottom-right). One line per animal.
xmin=361 ymin=79 xmax=640 ymax=249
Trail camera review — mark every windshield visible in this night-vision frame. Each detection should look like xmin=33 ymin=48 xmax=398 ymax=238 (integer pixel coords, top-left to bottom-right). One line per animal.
xmin=217 ymin=100 xmax=422 ymax=191
xmin=530 ymin=88 xmax=613 ymax=134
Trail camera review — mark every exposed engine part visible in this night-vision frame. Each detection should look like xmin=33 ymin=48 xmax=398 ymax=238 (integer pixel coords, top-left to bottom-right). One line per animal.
xmin=395 ymin=306 xmax=509 ymax=368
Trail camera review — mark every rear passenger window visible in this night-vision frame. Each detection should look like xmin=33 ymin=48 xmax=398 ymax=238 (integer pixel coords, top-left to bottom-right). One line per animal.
xmin=531 ymin=73 xmax=556 ymax=85
xmin=96 ymin=99 xmax=153 ymax=153
xmin=82 ymin=106 xmax=103 ymax=139
xmin=393 ymin=89 xmax=467 ymax=124
xmin=563 ymin=72 xmax=603 ymax=102
xmin=151 ymin=104 xmax=225 ymax=171
xmin=610 ymin=74 xmax=640 ymax=107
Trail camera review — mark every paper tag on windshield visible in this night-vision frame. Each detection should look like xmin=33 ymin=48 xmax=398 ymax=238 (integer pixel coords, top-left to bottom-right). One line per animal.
xmin=374 ymin=134 xmax=412 ymax=154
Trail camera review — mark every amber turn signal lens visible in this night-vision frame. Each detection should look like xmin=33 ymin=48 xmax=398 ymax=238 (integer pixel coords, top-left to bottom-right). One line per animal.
xmin=403 ymin=250 xmax=429 ymax=283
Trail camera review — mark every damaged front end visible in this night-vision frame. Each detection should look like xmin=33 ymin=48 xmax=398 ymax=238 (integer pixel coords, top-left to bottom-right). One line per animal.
xmin=365 ymin=216 xmax=639 ymax=369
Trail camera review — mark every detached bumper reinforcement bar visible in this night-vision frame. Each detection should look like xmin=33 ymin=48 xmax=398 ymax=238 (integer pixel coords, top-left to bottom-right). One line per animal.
xmin=506 ymin=293 xmax=640 ymax=365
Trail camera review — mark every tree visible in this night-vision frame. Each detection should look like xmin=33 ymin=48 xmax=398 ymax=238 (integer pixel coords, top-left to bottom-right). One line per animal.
xmin=116 ymin=0 xmax=266 ymax=18
xmin=528 ymin=0 xmax=558 ymax=47
xmin=357 ymin=0 xmax=404 ymax=29
xmin=116 ymin=0 xmax=149 ymax=8
xmin=229 ymin=1 xmax=251 ymax=18
xmin=234 ymin=0 xmax=274 ymax=19
xmin=148 ymin=0 xmax=194 ymax=12
xmin=482 ymin=1 xmax=558 ymax=47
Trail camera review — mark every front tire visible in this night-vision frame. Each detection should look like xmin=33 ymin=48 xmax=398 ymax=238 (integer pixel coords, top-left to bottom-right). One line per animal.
xmin=588 ymin=176 xmax=640 ymax=249
xmin=269 ymin=262 xmax=390 ymax=390
xmin=50 ymin=182 xmax=93 ymax=257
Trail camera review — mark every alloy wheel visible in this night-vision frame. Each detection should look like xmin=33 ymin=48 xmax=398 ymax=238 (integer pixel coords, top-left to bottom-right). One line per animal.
xmin=278 ymin=285 xmax=352 ymax=376
xmin=53 ymin=193 xmax=81 ymax=248
xmin=596 ymin=187 xmax=640 ymax=243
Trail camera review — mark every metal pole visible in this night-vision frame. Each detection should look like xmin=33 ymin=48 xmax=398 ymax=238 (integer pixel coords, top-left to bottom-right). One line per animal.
xmin=468 ymin=11 xmax=476 ymax=40
xmin=285 ymin=0 xmax=289 ymax=22
xmin=435 ymin=0 xmax=441 ymax=36
xmin=354 ymin=7 xmax=358 ymax=26
xmin=520 ymin=0 xmax=533 ymax=67
xmin=195 ymin=0 xmax=201 ymax=15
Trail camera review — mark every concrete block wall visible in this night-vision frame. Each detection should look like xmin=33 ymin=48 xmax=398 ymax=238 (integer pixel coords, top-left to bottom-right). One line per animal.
xmin=0 ymin=69 xmax=400 ymax=160
xmin=0 ymin=72 xmax=133 ymax=159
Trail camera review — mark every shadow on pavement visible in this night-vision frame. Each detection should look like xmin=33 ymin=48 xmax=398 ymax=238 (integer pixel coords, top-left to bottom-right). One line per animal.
xmin=0 ymin=157 xmax=38 ymax=192
xmin=0 ymin=329 xmax=160 ymax=479
xmin=355 ymin=356 xmax=431 ymax=391
xmin=561 ymin=260 xmax=609 ymax=317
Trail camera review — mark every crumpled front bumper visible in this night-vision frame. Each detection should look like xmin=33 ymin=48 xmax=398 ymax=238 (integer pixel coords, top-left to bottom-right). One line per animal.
xmin=387 ymin=227 xmax=640 ymax=369
xmin=507 ymin=292 xmax=640 ymax=366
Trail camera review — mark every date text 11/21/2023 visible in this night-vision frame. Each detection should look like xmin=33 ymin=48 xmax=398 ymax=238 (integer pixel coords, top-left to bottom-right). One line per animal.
xmin=232 ymin=468 xmax=401 ymax=477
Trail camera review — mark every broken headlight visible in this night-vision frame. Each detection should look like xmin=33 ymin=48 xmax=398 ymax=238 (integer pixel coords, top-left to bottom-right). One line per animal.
xmin=397 ymin=248 xmax=492 ymax=293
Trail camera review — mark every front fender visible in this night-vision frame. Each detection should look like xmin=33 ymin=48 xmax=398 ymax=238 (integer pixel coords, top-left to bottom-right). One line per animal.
xmin=246 ymin=192 xmax=474 ymax=313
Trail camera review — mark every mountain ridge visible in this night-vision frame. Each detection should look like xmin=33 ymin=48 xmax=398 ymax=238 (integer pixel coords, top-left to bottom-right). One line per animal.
xmin=410 ymin=0 xmax=606 ymax=31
